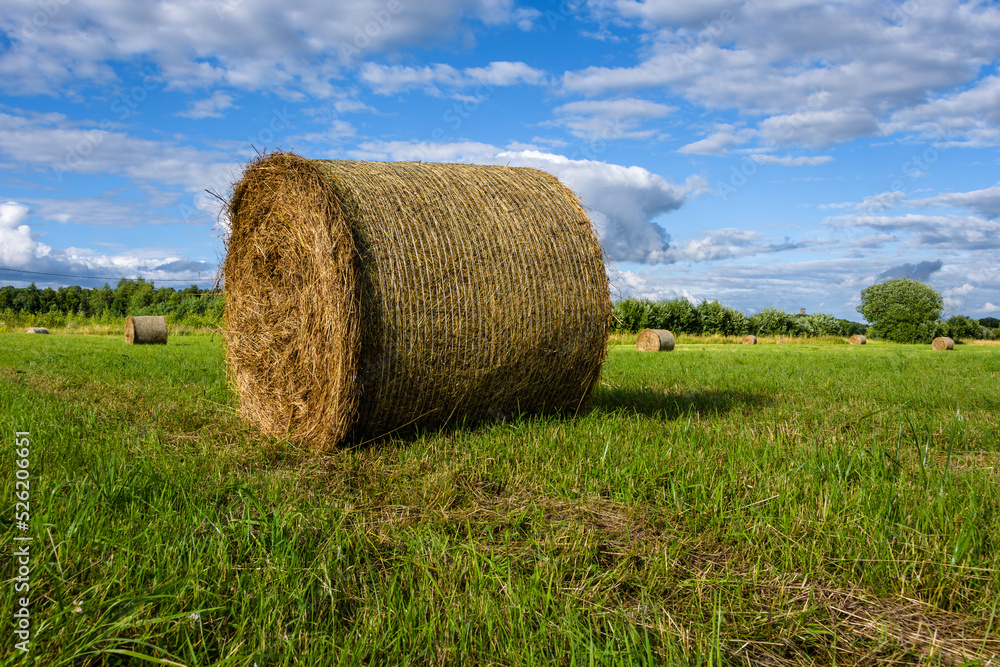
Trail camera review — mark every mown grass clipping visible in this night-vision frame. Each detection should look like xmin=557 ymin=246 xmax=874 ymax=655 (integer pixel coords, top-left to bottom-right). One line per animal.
xmin=223 ymin=152 xmax=612 ymax=451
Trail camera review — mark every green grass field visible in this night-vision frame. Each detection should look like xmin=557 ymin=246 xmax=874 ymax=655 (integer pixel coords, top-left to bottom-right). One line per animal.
xmin=2 ymin=333 xmax=998 ymax=666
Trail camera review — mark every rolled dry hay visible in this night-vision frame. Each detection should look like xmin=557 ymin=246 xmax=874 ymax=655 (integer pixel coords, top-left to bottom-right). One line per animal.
xmin=849 ymin=334 xmax=867 ymax=345
xmin=125 ymin=316 xmax=168 ymax=345
xmin=931 ymin=336 xmax=954 ymax=351
xmin=223 ymin=152 xmax=611 ymax=450
xmin=741 ymin=335 xmax=757 ymax=345
xmin=24 ymin=327 xmax=49 ymax=334
xmin=636 ymin=329 xmax=675 ymax=352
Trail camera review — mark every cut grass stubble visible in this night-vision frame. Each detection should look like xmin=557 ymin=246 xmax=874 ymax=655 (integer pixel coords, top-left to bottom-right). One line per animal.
xmin=1 ymin=335 xmax=998 ymax=665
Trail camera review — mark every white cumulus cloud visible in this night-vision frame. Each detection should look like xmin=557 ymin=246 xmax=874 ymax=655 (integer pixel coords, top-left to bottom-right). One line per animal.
xmin=0 ymin=201 xmax=46 ymax=267
xmin=349 ymin=141 xmax=691 ymax=264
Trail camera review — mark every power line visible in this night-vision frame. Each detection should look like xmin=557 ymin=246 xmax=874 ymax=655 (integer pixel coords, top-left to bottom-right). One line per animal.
xmin=0 ymin=267 xmax=216 ymax=283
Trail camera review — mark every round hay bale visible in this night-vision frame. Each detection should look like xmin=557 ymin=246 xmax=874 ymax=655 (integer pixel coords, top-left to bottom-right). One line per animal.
xmin=931 ymin=336 xmax=954 ymax=351
xmin=741 ymin=335 xmax=757 ymax=345
xmin=636 ymin=329 xmax=675 ymax=352
xmin=223 ymin=152 xmax=612 ymax=450
xmin=24 ymin=327 xmax=50 ymax=334
xmin=849 ymin=334 xmax=867 ymax=345
xmin=125 ymin=316 xmax=168 ymax=345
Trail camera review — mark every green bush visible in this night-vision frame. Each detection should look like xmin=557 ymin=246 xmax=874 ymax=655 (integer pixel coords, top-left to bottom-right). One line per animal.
xmin=749 ymin=308 xmax=796 ymax=336
xmin=946 ymin=315 xmax=981 ymax=341
xmin=804 ymin=313 xmax=843 ymax=336
xmin=696 ymin=300 xmax=726 ymax=335
xmin=612 ymin=298 xmax=652 ymax=333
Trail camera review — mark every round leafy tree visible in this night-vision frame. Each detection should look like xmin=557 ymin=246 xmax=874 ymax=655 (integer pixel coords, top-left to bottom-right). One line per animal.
xmin=857 ymin=278 xmax=943 ymax=343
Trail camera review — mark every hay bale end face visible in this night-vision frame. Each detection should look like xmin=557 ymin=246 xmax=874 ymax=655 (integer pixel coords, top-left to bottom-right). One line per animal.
xmin=636 ymin=329 xmax=675 ymax=352
xmin=25 ymin=327 xmax=50 ymax=334
xmin=931 ymin=336 xmax=955 ymax=351
xmin=741 ymin=335 xmax=757 ymax=345
xmin=849 ymin=334 xmax=867 ymax=345
xmin=125 ymin=316 xmax=168 ymax=345
xmin=223 ymin=152 xmax=612 ymax=450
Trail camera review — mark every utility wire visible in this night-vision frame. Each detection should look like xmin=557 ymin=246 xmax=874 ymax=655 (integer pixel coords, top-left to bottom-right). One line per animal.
xmin=0 ymin=267 xmax=215 ymax=283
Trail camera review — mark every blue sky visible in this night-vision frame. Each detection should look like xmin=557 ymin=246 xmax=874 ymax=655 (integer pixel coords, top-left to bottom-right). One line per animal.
xmin=1 ymin=0 xmax=999 ymax=320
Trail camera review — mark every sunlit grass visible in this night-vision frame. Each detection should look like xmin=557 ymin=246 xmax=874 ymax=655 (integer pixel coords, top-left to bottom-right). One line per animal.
xmin=1 ymin=333 xmax=998 ymax=665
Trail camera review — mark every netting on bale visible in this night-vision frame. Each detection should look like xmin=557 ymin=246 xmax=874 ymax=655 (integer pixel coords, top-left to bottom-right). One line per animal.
xmin=636 ymin=329 xmax=675 ymax=352
xmin=223 ymin=152 xmax=612 ymax=451
xmin=125 ymin=316 xmax=168 ymax=345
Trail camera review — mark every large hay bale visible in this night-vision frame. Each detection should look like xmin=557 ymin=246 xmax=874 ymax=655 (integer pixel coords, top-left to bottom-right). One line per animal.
xmin=931 ymin=336 xmax=954 ymax=351
xmin=125 ymin=316 xmax=167 ymax=345
xmin=741 ymin=335 xmax=757 ymax=345
xmin=24 ymin=327 xmax=49 ymax=334
xmin=849 ymin=334 xmax=867 ymax=345
xmin=223 ymin=152 xmax=612 ymax=450
xmin=636 ymin=329 xmax=675 ymax=352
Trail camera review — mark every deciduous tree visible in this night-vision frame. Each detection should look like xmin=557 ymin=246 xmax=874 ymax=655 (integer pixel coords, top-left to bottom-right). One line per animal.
xmin=857 ymin=278 xmax=942 ymax=343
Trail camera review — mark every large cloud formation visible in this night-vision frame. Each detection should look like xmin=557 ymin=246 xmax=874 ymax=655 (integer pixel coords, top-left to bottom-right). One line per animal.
xmin=569 ymin=1 xmax=1000 ymax=150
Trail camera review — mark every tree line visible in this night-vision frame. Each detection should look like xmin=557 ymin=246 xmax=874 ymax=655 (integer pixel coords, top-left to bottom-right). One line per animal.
xmin=612 ymin=279 xmax=999 ymax=342
xmin=612 ymin=298 xmax=867 ymax=337
xmin=0 ymin=279 xmax=223 ymax=323
xmin=2 ymin=277 xmax=996 ymax=342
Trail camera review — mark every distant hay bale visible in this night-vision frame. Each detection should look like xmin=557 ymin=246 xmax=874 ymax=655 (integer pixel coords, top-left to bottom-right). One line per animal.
xmin=125 ymin=316 xmax=167 ymax=345
xmin=741 ymin=335 xmax=757 ymax=345
xmin=24 ymin=327 xmax=49 ymax=334
xmin=223 ymin=152 xmax=611 ymax=451
xmin=931 ymin=336 xmax=954 ymax=351
xmin=636 ymin=329 xmax=675 ymax=352
xmin=849 ymin=334 xmax=867 ymax=345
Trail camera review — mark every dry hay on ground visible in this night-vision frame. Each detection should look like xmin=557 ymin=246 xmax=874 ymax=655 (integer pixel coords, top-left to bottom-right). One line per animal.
xmin=741 ymin=579 xmax=1000 ymax=666
xmin=932 ymin=336 xmax=955 ymax=351
xmin=636 ymin=329 xmax=675 ymax=352
xmin=849 ymin=334 xmax=867 ymax=345
xmin=223 ymin=152 xmax=611 ymax=451
xmin=125 ymin=316 xmax=167 ymax=345
xmin=24 ymin=327 xmax=49 ymax=334
xmin=742 ymin=335 xmax=757 ymax=345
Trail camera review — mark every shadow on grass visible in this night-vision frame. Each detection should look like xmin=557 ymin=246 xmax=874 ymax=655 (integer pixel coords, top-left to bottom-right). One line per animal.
xmin=590 ymin=386 xmax=773 ymax=419
xmin=337 ymin=387 xmax=774 ymax=454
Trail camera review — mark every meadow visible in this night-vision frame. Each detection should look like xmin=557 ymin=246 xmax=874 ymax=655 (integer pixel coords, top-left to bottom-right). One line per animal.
xmin=1 ymin=332 xmax=998 ymax=666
